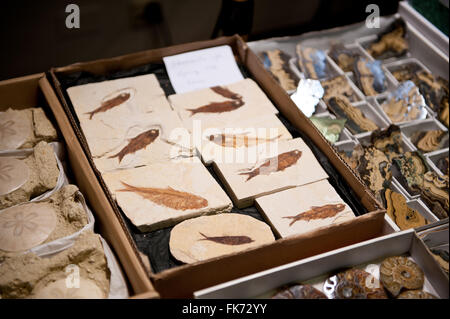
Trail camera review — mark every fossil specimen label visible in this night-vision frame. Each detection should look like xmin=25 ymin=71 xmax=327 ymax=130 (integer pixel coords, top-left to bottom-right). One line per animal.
xmin=0 ymin=157 xmax=30 ymax=196
xmin=102 ymin=159 xmax=232 ymax=232
xmin=32 ymin=278 xmax=106 ymax=299
xmin=169 ymin=213 xmax=275 ymax=264
xmin=256 ymin=179 xmax=354 ymax=238
xmin=0 ymin=110 xmax=32 ymax=150
xmin=214 ymin=137 xmax=328 ymax=208
xmin=0 ymin=202 xmax=57 ymax=252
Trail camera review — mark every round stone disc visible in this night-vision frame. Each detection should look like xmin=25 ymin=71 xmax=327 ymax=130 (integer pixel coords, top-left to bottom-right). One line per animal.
xmin=169 ymin=213 xmax=275 ymax=264
xmin=0 ymin=202 xmax=57 ymax=252
xmin=0 ymin=157 xmax=30 ymax=196
xmin=0 ymin=111 xmax=32 ymax=150
xmin=32 ymin=278 xmax=106 ymax=299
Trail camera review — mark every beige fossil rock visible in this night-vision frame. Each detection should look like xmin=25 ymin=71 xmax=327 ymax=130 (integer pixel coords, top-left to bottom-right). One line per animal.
xmin=168 ymin=78 xmax=279 ymax=133
xmin=169 ymin=213 xmax=275 ymax=264
xmin=102 ymin=158 xmax=232 ymax=232
xmin=0 ymin=231 xmax=109 ymax=299
xmin=213 ymin=137 xmax=328 ymax=208
xmin=0 ymin=185 xmax=89 ymax=261
xmin=255 ymin=179 xmax=355 ymax=238
xmin=0 ymin=107 xmax=57 ymax=151
xmin=0 ymin=141 xmax=59 ymax=210
xmin=197 ymin=113 xmax=292 ymax=165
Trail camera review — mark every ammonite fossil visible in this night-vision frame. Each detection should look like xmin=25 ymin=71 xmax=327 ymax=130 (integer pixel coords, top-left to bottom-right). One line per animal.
xmin=272 ymin=284 xmax=327 ymax=299
xmin=397 ymin=290 xmax=437 ymax=299
xmin=323 ymin=269 xmax=388 ymax=299
xmin=379 ymin=256 xmax=424 ymax=297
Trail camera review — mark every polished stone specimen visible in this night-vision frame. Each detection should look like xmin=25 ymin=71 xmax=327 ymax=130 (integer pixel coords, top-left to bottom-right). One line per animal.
xmin=410 ymin=130 xmax=449 ymax=153
xmin=417 ymin=171 xmax=449 ymax=220
xmin=392 ymin=151 xmax=430 ymax=196
xmin=383 ymin=188 xmax=427 ymax=230
xmin=370 ymin=125 xmax=404 ymax=161
xmin=321 ymin=75 xmax=360 ymax=102
xmin=260 ymin=50 xmax=299 ymax=91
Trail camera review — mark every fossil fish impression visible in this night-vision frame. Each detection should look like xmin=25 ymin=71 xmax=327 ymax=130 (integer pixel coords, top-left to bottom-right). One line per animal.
xmin=208 ymin=133 xmax=282 ymax=148
xmin=198 ymin=232 xmax=254 ymax=245
xmin=283 ymin=203 xmax=346 ymax=226
xmin=109 ymin=128 xmax=159 ymax=163
xmin=187 ymin=86 xmax=244 ymax=116
xmin=85 ymin=88 xmax=134 ymax=119
xmin=239 ymin=149 xmax=302 ymax=181
xmin=118 ymin=182 xmax=208 ymax=211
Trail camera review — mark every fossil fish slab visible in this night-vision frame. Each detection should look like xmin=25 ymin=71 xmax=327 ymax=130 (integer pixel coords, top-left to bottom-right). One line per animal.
xmin=91 ymin=108 xmax=194 ymax=173
xmin=169 ymin=213 xmax=275 ymax=264
xmin=67 ymin=74 xmax=173 ymax=158
xmin=214 ymin=138 xmax=328 ymax=208
xmin=168 ymin=78 xmax=279 ymax=133
xmin=102 ymin=159 xmax=232 ymax=232
xmin=255 ymin=179 xmax=354 ymax=238
xmin=199 ymin=113 xmax=292 ymax=165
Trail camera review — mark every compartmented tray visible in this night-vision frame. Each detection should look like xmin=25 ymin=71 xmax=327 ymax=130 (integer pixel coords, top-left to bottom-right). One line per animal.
xmin=194 ymin=229 xmax=449 ymax=299
xmin=47 ymin=35 xmax=391 ymax=298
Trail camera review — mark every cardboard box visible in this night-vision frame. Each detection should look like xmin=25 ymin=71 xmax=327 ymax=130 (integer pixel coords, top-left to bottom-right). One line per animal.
xmin=48 ymin=35 xmax=389 ymax=298
xmin=0 ymin=73 xmax=159 ymax=299
xmin=195 ymin=229 xmax=449 ymax=299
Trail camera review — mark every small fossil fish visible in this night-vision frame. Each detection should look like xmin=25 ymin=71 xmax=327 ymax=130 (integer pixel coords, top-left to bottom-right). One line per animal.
xmin=118 ymin=182 xmax=208 ymax=210
xmin=198 ymin=232 xmax=254 ymax=245
xmin=208 ymin=133 xmax=282 ymax=148
xmin=283 ymin=203 xmax=346 ymax=226
xmin=211 ymin=86 xmax=242 ymax=100
xmin=86 ymin=91 xmax=131 ymax=119
xmin=109 ymin=129 xmax=159 ymax=163
xmin=239 ymin=149 xmax=302 ymax=181
xmin=187 ymin=99 xmax=244 ymax=116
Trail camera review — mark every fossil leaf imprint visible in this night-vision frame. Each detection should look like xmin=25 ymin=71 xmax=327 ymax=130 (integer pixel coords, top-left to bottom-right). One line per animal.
xmin=239 ymin=149 xmax=302 ymax=181
xmin=118 ymin=182 xmax=208 ymax=211
xmin=187 ymin=86 xmax=244 ymax=116
xmin=283 ymin=203 xmax=346 ymax=226
xmin=85 ymin=88 xmax=134 ymax=119
xmin=109 ymin=129 xmax=159 ymax=163
xmin=208 ymin=133 xmax=282 ymax=148
xmin=198 ymin=232 xmax=254 ymax=245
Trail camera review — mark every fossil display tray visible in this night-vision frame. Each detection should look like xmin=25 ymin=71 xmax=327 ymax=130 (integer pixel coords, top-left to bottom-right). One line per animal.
xmin=55 ymin=62 xmax=368 ymax=274
xmin=194 ymin=229 xmax=449 ymax=299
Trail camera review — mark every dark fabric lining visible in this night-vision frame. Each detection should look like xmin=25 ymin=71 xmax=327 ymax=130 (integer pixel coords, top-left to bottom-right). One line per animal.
xmin=56 ymin=62 xmax=367 ymax=274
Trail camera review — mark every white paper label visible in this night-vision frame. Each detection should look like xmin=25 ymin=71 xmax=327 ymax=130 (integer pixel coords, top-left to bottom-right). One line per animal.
xmin=163 ymin=45 xmax=244 ymax=94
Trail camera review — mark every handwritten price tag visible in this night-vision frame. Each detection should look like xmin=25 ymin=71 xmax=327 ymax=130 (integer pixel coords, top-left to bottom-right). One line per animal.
xmin=163 ymin=45 xmax=244 ymax=94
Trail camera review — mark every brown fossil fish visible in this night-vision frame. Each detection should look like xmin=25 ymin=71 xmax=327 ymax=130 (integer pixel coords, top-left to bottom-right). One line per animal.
xmin=208 ymin=133 xmax=282 ymax=148
xmin=187 ymin=99 xmax=244 ymax=116
xmin=239 ymin=149 xmax=302 ymax=181
xmin=198 ymin=232 xmax=254 ymax=245
xmin=86 ymin=91 xmax=131 ymax=119
xmin=210 ymin=86 xmax=242 ymax=100
xmin=108 ymin=129 xmax=159 ymax=163
xmin=283 ymin=203 xmax=346 ymax=226
xmin=118 ymin=182 xmax=208 ymax=210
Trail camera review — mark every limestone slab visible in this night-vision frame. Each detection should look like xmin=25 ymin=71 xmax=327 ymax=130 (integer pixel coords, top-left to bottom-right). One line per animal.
xmin=255 ymin=179 xmax=355 ymax=238
xmin=213 ymin=137 xmax=328 ymax=208
xmin=169 ymin=213 xmax=275 ymax=264
xmin=67 ymin=74 xmax=172 ymax=157
xmin=102 ymin=159 xmax=232 ymax=232
xmin=91 ymin=108 xmax=194 ymax=173
xmin=197 ymin=114 xmax=292 ymax=165
xmin=168 ymin=78 xmax=279 ymax=133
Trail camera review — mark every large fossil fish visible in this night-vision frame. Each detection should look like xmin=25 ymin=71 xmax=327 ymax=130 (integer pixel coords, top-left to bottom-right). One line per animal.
xmin=85 ymin=90 xmax=132 ymax=119
xmin=238 ymin=149 xmax=302 ymax=181
xmin=187 ymin=86 xmax=244 ymax=116
xmin=208 ymin=133 xmax=282 ymax=148
xmin=108 ymin=129 xmax=159 ymax=163
xmin=118 ymin=182 xmax=208 ymax=211
xmin=198 ymin=232 xmax=254 ymax=245
xmin=283 ymin=203 xmax=346 ymax=226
